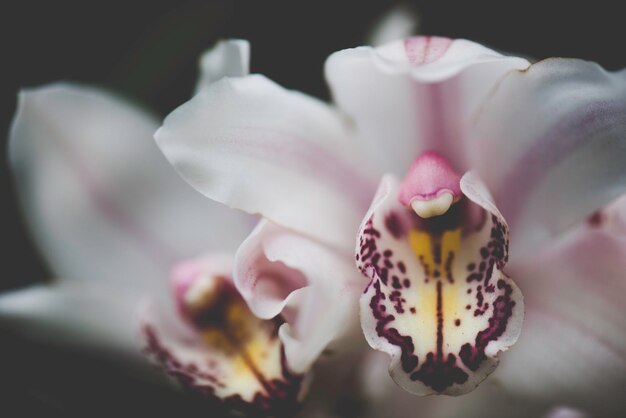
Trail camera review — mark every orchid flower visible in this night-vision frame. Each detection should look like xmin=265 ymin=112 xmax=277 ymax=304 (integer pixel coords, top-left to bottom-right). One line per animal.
xmin=155 ymin=37 xmax=626 ymax=416
xmin=1 ymin=40 xmax=363 ymax=416
xmin=3 ymin=24 xmax=626 ymax=418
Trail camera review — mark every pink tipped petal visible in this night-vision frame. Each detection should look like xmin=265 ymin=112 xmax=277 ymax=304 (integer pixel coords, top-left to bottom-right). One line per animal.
xmin=356 ymin=172 xmax=523 ymax=395
xmin=235 ymin=221 xmax=363 ymax=374
xmin=470 ymin=58 xmax=626 ymax=262
xmin=403 ymin=36 xmax=452 ymax=65
xmin=9 ymin=84 xmax=252 ymax=293
xmin=141 ymin=255 xmax=307 ymax=416
xmin=495 ymin=196 xmax=626 ymax=415
xmin=156 ymin=75 xmax=376 ymax=252
xmin=194 ymin=39 xmax=250 ymax=93
xmin=325 ymin=38 xmax=529 ymax=176
xmin=233 ymin=222 xmax=308 ymax=321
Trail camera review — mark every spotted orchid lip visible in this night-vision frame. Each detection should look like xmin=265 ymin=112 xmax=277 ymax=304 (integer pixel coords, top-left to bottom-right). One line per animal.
xmin=357 ymin=165 xmax=523 ymax=396
xmin=141 ymin=255 xmax=306 ymax=416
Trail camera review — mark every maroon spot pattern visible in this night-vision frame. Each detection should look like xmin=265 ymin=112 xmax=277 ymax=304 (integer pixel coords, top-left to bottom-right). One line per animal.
xmin=142 ymin=324 xmax=303 ymax=417
xmin=459 ymin=279 xmax=516 ymax=371
xmin=357 ymin=201 xmax=516 ymax=393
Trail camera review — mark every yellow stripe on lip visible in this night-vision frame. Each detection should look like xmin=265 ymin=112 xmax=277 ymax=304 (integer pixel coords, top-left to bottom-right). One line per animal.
xmin=408 ymin=227 xmax=462 ymax=354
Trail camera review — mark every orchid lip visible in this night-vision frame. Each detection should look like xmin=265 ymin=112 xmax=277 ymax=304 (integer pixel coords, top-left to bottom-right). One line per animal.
xmin=357 ymin=173 xmax=523 ymax=396
xmin=143 ymin=255 xmax=305 ymax=415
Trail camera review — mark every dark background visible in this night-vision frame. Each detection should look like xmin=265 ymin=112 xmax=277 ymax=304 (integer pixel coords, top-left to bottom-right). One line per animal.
xmin=1 ymin=1 xmax=624 ymax=416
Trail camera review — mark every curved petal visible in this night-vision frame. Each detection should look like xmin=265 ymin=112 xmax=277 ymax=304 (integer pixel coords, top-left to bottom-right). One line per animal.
xmin=0 ymin=281 xmax=142 ymax=355
xmin=496 ymin=198 xmax=626 ymax=415
xmin=470 ymin=58 xmax=626 ymax=261
xmin=141 ymin=254 xmax=306 ymax=416
xmin=356 ymin=172 xmax=523 ymax=395
xmin=194 ymin=39 xmax=250 ymax=93
xmin=325 ymin=37 xmax=529 ymax=176
xmin=9 ymin=84 xmax=252 ymax=291
xmin=368 ymin=5 xmax=418 ymax=47
xmin=156 ymin=75 xmax=376 ymax=251
xmin=545 ymin=408 xmax=589 ymax=418
xmin=234 ymin=220 xmax=363 ymax=374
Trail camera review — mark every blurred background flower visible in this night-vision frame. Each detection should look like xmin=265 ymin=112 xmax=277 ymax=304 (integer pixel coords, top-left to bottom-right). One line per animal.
xmin=2 ymin=1 xmax=626 ymax=417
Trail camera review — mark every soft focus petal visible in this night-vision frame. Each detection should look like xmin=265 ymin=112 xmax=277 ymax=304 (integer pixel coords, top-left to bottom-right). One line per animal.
xmin=194 ymin=39 xmax=250 ymax=93
xmin=0 ymin=281 xmax=141 ymax=354
xmin=368 ymin=5 xmax=418 ymax=47
xmin=545 ymin=407 xmax=590 ymax=418
xmin=496 ymin=197 xmax=626 ymax=416
xmin=156 ymin=75 xmax=376 ymax=251
xmin=141 ymin=254 xmax=306 ymax=416
xmin=325 ymin=37 xmax=529 ymax=175
xmin=471 ymin=58 xmax=626 ymax=261
xmin=235 ymin=221 xmax=363 ymax=374
xmin=356 ymin=172 xmax=523 ymax=395
xmin=9 ymin=84 xmax=252 ymax=291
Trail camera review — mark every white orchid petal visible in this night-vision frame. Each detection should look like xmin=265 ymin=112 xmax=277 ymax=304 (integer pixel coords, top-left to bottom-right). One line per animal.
xmin=234 ymin=220 xmax=362 ymax=374
xmin=471 ymin=58 xmax=626 ymax=261
xmin=0 ymin=281 xmax=141 ymax=354
xmin=233 ymin=221 xmax=308 ymax=321
xmin=368 ymin=5 xmax=418 ymax=47
xmin=156 ymin=75 xmax=376 ymax=251
xmin=194 ymin=39 xmax=250 ymax=93
xmin=545 ymin=407 xmax=590 ymax=418
xmin=325 ymin=37 xmax=529 ymax=176
xmin=9 ymin=84 xmax=252 ymax=291
xmin=356 ymin=172 xmax=523 ymax=395
xmin=497 ymin=199 xmax=626 ymax=415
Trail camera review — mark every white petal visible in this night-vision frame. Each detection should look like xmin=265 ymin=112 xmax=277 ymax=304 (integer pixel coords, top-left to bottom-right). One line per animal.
xmin=194 ymin=39 xmax=250 ymax=93
xmin=0 ymin=281 xmax=142 ymax=355
xmin=545 ymin=407 xmax=589 ymax=418
xmin=234 ymin=220 xmax=363 ymax=374
xmin=470 ymin=58 xmax=626 ymax=261
xmin=156 ymin=75 xmax=376 ymax=251
xmin=368 ymin=5 xmax=419 ymax=46
xmin=9 ymin=84 xmax=252 ymax=291
xmin=325 ymin=37 xmax=529 ymax=176
xmin=496 ymin=200 xmax=626 ymax=416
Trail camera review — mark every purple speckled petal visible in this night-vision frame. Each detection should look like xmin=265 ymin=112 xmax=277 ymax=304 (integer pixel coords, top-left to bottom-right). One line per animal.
xmin=140 ymin=255 xmax=307 ymax=416
xmin=356 ymin=172 xmax=523 ymax=395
